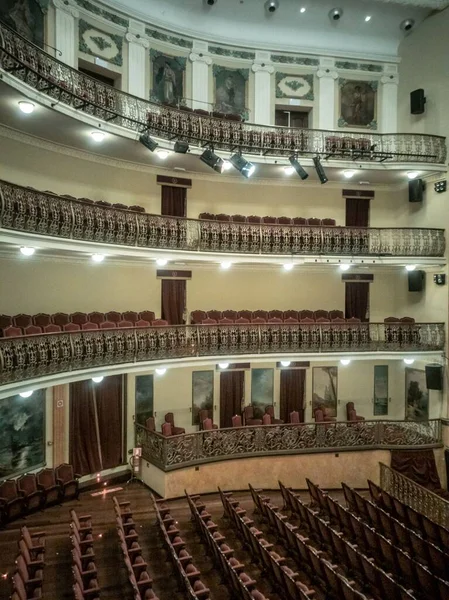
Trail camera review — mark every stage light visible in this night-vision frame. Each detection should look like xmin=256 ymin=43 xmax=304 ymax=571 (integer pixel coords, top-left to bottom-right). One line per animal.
xmin=313 ymin=156 xmax=328 ymax=184
xmin=20 ymin=246 xmax=35 ymax=256
xmin=221 ymin=261 xmax=232 ymax=270
xmin=405 ymin=265 xmax=416 ymax=271
xmin=284 ymin=166 xmax=295 ymax=175
xmin=92 ymin=376 xmax=104 ymax=383
xmin=230 ymin=153 xmax=256 ymax=178
xmin=174 ymin=140 xmax=189 ymax=154
xmin=407 ymin=171 xmax=419 ymax=180
xmin=288 ymin=155 xmax=309 ymax=180
xmin=139 ymin=133 xmax=158 ymax=152
xmin=343 ymin=170 xmax=356 ymax=179
xmin=200 ymin=148 xmax=224 ymax=173
xmin=155 ymin=367 xmax=167 ymax=375
xmin=218 ymin=363 xmax=229 ymax=369
xmin=91 ymin=130 xmax=105 ymax=142
xmin=339 ymin=264 xmax=350 ymax=271
xmin=91 ymin=254 xmax=105 ymax=263
xmin=156 ymin=258 xmax=168 ymax=266
xmin=403 ymin=358 xmax=414 ymax=365
xmin=222 ymin=160 xmax=232 ymax=171
xmin=281 ymin=361 xmax=291 ymax=367
xmin=340 ymin=359 xmax=351 ymax=366
xmin=18 ymin=101 xmax=35 ymax=114
xmin=156 ymin=149 xmax=170 ymax=159
xmin=19 ymin=390 xmax=33 ymax=398
xmin=283 ymin=263 xmax=294 ymax=271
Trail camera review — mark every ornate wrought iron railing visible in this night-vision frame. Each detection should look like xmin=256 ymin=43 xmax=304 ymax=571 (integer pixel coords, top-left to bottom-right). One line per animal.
xmin=379 ymin=462 xmax=449 ymax=528
xmin=0 ymin=22 xmax=446 ymax=164
xmin=0 ymin=181 xmax=446 ymax=257
xmin=0 ymin=322 xmax=444 ymax=385
xmin=135 ymin=420 xmax=442 ymax=471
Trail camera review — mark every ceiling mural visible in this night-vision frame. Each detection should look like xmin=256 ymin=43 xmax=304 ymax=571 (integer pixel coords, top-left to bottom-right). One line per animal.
xmin=78 ymin=19 xmax=123 ymax=67
xmin=276 ymin=73 xmax=314 ymax=100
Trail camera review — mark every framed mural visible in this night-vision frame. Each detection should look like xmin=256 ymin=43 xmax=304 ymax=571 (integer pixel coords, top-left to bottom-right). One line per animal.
xmin=312 ymin=367 xmax=338 ymax=417
xmin=338 ymin=79 xmax=377 ymax=130
xmin=151 ymin=50 xmax=186 ymax=105
xmin=135 ymin=375 xmax=154 ymax=426
xmin=0 ymin=389 xmax=45 ymax=478
xmin=0 ymin=0 xmax=44 ymax=47
xmin=251 ymin=368 xmax=274 ymax=419
xmin=213 ymin=66 xmax=248 ymax=118
xmin=405 ymin=368 xmax=429 ymax=421
xmin=373 ymin=365 xmax=388 ymax=416
xmin=192 ymin=371 xmax=214 ymax=426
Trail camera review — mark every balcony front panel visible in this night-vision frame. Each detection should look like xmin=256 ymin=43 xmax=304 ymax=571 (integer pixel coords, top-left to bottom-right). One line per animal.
xmin=0 ymin=23 xmax=446 ymax=165
xmin=0 ymin=181 xmax=445 ymax=258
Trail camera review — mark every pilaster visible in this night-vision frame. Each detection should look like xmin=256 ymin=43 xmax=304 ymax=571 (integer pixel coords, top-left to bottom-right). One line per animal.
xmin=189 ymin=41 xmax=212 ymax=110
xmin=252 ymin=51 xmax=274 ymax=125
xmin=316 ymin=58 xmax=338 ymax=130
xmin=380 ymin=65 xmax=399 ymax=133
xmin=52 ymin=0 xmax=79 ymax=68
xmin=126 ymin=20 xmax=150 ymax=99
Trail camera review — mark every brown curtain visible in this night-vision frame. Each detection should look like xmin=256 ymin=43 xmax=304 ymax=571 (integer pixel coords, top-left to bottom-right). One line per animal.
xmin=161 ymin=185 xmax=186 ymax=217
xmin=161 ymin=279 xmax=186 ymax=325
xmin=345 ymin=282 xmax=369 ymax=322
xmin=95 ymin=375 xmax=123 ymax=470
xmin=391 ymin=450 xmax=442 ymax=491
xmin=280 ymin=369 xmax=306 ymax=423
xmin=220 ymin=371 xmax=245 ymax=428
xmin=345 ymin=198 xmax=370 ymax=227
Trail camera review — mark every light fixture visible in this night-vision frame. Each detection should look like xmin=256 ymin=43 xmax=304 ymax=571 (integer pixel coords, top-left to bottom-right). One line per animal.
xmin=288 ymin=155 xmax=309 ymax=180
xmin=174 ymin=140 xmax=189 ymax=154
xmin=313 ymin=156 xmax=328 ymax=184
xmin=18 ymin=101 xmax=35 ymax=114
xmin=156 ymin=258 xmax=168 ymax=266
xmin=300 ymin=7 xmax=306 ymax=12
xmin=343 ymin=170 xmax=356 ymax=179
xmin=91 ymin=130 xmax=105 ymax=143
xmin=404 ymin=358 xmax=415 ymax=365
xmin=340 ymin=359 xmax=351 ymax=366
xmin=405 ymin=265 xmax=416 ymax=271
xmin=222 ymin=160 xmax=232 ymax=171
xmin=221 ymin=261 xmax=232 ymax=270
xmin=230 ymin=153 xmax=256 ymax=178
xmin=19 ymin=390 xmax=33 ymax=398
xmin=435 ymin=180 xmax=447 ymax=194
xmin=91 ymin=254 xmax=105 ymax=263
xmin=407 ymin=171 xmax=419 ymax=180
xmin=92 ymin=376 xmax=104 ymax=383
xmin=200 ymin=148 xmax=224 ymax=173
xmin=400 ymin=18 xmax=415 ymax=32
xmin=364 ymin=15 xmax=371 ymax=22
xmin=283 ymin=263 xmax=294 ymax=271
xmin=284 ymin=166 xmax=295 ymax=175
xmin=218 ymin=363 xmax=229 ymax=369
xmin=156 ymin=149 xmax=170 ymax=159
xmin=281 ymin=360 xmax=291 ymax=367
xmin=155 ymin=367 xmax=167 ymax=375
xmin=265 ymin=0 xmax=279 ymax=13
xmin=339 ymin=264 xmax=350 ymax=271
xmin=20 ymin=246 xmax=35 ymax=256
xmin=139 ymin=133 xmax=158 ymax=152
xmin=329 ymin=7 xmax=343 ymax=21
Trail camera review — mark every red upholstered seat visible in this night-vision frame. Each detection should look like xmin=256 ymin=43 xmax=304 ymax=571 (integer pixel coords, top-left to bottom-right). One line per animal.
xmin=81 ymin=322 xmax=98 ymax=330
xmin=216 ymin=213 xmax=231 ymax=222
xmin=268 ymin=317 xmax=282 ymax=324
xmin=219 ymin=317 xmax=234 ymax=324
xmin=238 ymin=310 xmax=252 ymax=321
xmin=64 ymin=323 xmax=80 ymax=332
xmin=268 ymin=310 xmax=283 ymax=320
xmin=400 ymin=316 xmax=415 ymax=323
xmin=284 ymin=317 xmax=299 ymax=324
xmin=262 ymin=216 xmax=277 ymax=224
xmin=222 ymin=309 xmax=238 ymax=320
xmin=322 ymin=218 xmax=336 ymax=226
xmin=346 ymin=402 xmax=365 ymax=422
xmin=243 ymin=406 xmax=262 ymax=426
xmin=152 ymin=319 xmax=168 ymax=326
xmin=191 ymin=310 xmax=207 ymax=324
xmin=314 ymin=310 xmax=329 ymax=320
xmin=33 ymin=313 xmax=51 ymax=328
xmin=0 ymin=314 xmax=13 ymax=330
xmin=129 ymin=205 xmax=146 ymax=213
xmin=17 ymin=474 xmax=44 ymax=511
xmin=99 ymin=321 xmax=116 ymax=329
xmin=265 ymin=405 xmax=284 ymax=424
xmin=236 ymin=317 xmax=249 ymax=324
xmin=203 ymin=418 xmax=218 ymax=430
xmin=198 ymin=212 xmax=215 ymax=220
xmin=278 ymin=216 xmax=292 ymax=225
xmin=299 ymin=310 xmax=314 ymax=320
xmin=384 ymin=316 xmax=400 ymax=323
xmin=52 ymin=312 xmax=70 ymax=328
xmin=24 ymin=325 xmax=42 ymax=335
xmin=43 ymin=323 xmax=61 ymax=333
xmin=262 ymin=413 xmax=271 ymax=425
xmin=290 ymin=411 xmax=301 ymax=423
xmin=202 ymin=318 xmax=217 ymax=325
xmin=105 ymin=311 xmax=122 ymax=323
xmin=0 ymin=480 xmax=26 ymax=521
xmin=37 ymin=468 xmax=61 ymax=505
xmin=329 ymin=309 xmax=344 ymax=320
xmin=253 ymin=309 xmax=268 ymax=320
xmin=293 ymin=217 xmax=307 ymax=225
xmin=207 ymin=310 xmax=222 ymax=321
xmin=70 ymin=312 xmax=88 ymax=326
xmin=135 ymin=319 xmax=150 ymax=327
xmin=283 ymin=310 xmax=299 ymax=320
xmin=4 ymin=326 xmax=22 ymax=337
xmin=13 ymin=314 xmax=32 ymax=328
xmin=308 ymin=218 xmax=321 ymax=226
xmin=117 ymin=320 xmax=133 ymax=328
xmin=122 ymin=311 xmax=139 ymax=323
xmin=55 ymin=463 xmax=80 ymax=500
xmin=87 ymin=312 xmax=105 ymax=325
xmin=139 ymin=310 xmax=156 ymax=323
xmin=251 ymin=317 xmax=266 ymax=324
xmin=231 ymin=215 xmax=247 ymax=223
xmin=161 ymin=422 xmax=173 ymax=436
xmin=164 ymin=412 xmax=185 ymax=435
xmin=145 ymin=417 xmax=155 ymax=431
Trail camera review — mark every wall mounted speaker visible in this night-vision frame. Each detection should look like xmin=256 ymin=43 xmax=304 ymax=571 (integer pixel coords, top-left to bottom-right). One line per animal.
xmin=408 ymin=270 xmax=425 ymax=292
xmin=425 ymin=364 xmax=443 ymax=390
xmin=410 ymin=88 xmax=426 ymax=115
xmin=409 ymin=179 xmax=424 ymax=202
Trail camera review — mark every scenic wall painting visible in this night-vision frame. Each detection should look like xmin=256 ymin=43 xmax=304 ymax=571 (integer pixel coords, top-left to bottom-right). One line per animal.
xmin=405 ymin=368 xmax=429 ymax=421
xmin=135 ymin=374 xmax=154 ymax=427
xmin=192 ymin=371 xmax=214 ymax=426
xmin=0 ymin=389 xmax=45 ymax=478
xmin=339 ymin=79 xmax=377 ymax=129
xmin=374 ymin=365 xmax=389 ymax=416
xmin=1 ymin=0 xmax=45 ymax=47
xmin=312 ymin=367 xmax=338 ymax=417
xmin=251 ymin=368 xmax=274 ymax=419
xmin=151 ymin=51 xmax=185 ymax=105
xmin=213 ymin=66 xmax=248 ymax=117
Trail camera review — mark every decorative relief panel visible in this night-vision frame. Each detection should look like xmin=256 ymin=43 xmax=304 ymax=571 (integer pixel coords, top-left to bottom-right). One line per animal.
xmin=74 ymin=0 xmax=128 ymax=27
xmin=79 ymin=19 xmax=123 ymax=66
xmin=145 ymin=27 xmax=193 ymax=49
xmin=150 ymin=50 xmax=186 ymax=105
xmin=209 ymin=46 xmax=255 ymax=60
xmin=271 ymin=54 xmax=319 ymax=66
xmin=275 ymin=72 xmax=314 ymax=100
xmin=213 ymin=65 xmax=249 ymax=119
xmin=338 ymin=79 xmax=378 ymax=130
xmin=335 ymin=61 xmax=383 ymax=72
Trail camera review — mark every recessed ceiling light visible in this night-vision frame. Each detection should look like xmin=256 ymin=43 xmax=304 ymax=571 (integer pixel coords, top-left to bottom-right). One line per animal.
xmin=221 ymin=261 xmax=232 ymax=270
xmin=403 ymin=358 xmax=414 ymax=365
xmin=281 ymin=360 xmax=291 ymax=367
xmin=359 ymin=181 xmax=371 ymax=185
xmin=407 ymin=171 xmax=419 ymax=179
xmin=156 ymin=258 xmax=168 ymax=266
xmin=92 ymin=376 xmax=104 ymax=383
xmin=155 ymin=367 xmax=167 ymax=375
xmin=218 ymin=363 xmax=229 ymax=369
xmin=20 ymin=246 xmax=35 ymax=256
xmin=339 ymin=264 xmax=351 ymax=271
xmin=364 ymin=15 xmax=371 ymax=22
xmin=156 ymin=149 xmax=170 ymax=159
xmin=300 ymin=7 xmax=306 ymax=12
xmin=340 ymin=359 xmax=351 ymax=366
xmin=283 ymin=263 xmax=294 ymax=271
xmin=343 ymin=170 xmax=356 ymax=179
xmin=19 ymin=390 xmax=33 ymax=398
xmin=91 ymin=253 xmax=105 ymax=263
xmin=18 ymin=101 xmax=35 ymax=114
xmin=284 ymin=166 xmax=295 ymax=175
xmin=91 ymin=130 xmax=105 ymax=142
xmin=405 ymin=265 xmax=416 ymax=271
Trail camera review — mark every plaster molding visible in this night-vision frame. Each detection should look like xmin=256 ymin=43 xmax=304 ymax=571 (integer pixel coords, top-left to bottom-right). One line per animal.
xmin=252 ymin=62 xmax=275 ymax=74
xmin=53 ymin=0 xmax=79 ymax=18
xmin=189 ymin=52 xmax=212 ymax=66
xmin=371 ymin=0 xmax=447 ymax=8
xmin=125 ymin=31 xmax=150 ymax=48
xmin=316 ymin=68 xmax=338 ymax=80
xmin=380 ymin=74 xmax=399 ymax=85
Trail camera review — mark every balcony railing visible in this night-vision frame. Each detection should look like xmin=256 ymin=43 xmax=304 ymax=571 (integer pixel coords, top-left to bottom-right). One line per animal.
xmin=0 ymin=322 xmax=444 ymax=385
xmin=0 ymin=181 xmax=446 ymax=257
xmin=0 ymin=22 xmax=446 ymax=164
xmin=135 ymin=420 xmax=443 ymax=471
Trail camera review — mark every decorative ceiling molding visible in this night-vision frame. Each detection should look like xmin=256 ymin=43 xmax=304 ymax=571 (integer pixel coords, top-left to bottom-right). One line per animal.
xmin=370 ymin=0 xmax=448 ymax=8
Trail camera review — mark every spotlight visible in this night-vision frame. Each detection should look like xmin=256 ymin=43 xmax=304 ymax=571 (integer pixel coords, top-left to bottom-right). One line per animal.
xmin=403 ymin=358 xmax=414 ymax=365
xmin=407 ymin=171 xmax=419 ymax=180
xmin=284 ymin=166 xmax=295 ymax=175
xmin=139 ymin=133 xmax=158 ymax=152
xmin=329 ymin=7 xmax=343 ymax=21
xmin=222 ymin=160 xmax=232 ymax=171
xmin=280 ymin=361 xmax=291 ymax=367
xmin=340 ymin=359 xmax=351 ymax=366
xmin=265 ymin=0 xmax=279 ymax=13
xmin=206 ymin=0 xmax=217 ymax=4
xmin=364 ymin=15 xmax=371 ymax=22
xmin=174 ymin=140 xmax=189 ymax=154
xmin=218 ymin=363 xmax=229 ymax=369
xmin=221 ymin=261 xmax=232 ymax=270
xmin=230 ymin=153 xmax=255 ymax=178
xmin=405 ymin=265 xmax=416 ymax=271
xmin=313 ymin=156 xmax=328 ymax=184
xmin=434 ymin=180 xmax=447 ymax=194
xmin=283 ymin=263 xmax=294 ymax=271
xmin=200 ymin=148 xmax=224 ymax=173
xmin=288 ymin=156 xmax=309 ymax=180
xmin=343 ymin=170 xmax=356 ymax=179
xmin=19 ymin=390 xmax=33 ymax=398
xmin=339 ymin=264 xmax=350 ymax=271
xmin=91 ymin=130 xmax=105 ymax=142
xmin=400 ymin=18 xmax=415 ymax=32
xmin=156 ymin=258 xmax=168 ymax=266
xmin=300 ymin=7 xmax=306 ymax=12
xmin=91 ymin=254 xmax=105 ymax=263
xmin=156 ymin=367 xmax=167 ymax=375
xmin=156 ymin=149 xmax=170 ymax=159
xmin=92 ymin=376 xmax=104 ymax=383
xmin=18 ymin=101 xmax=35 ymax=114
xmin=20 ymin=246 xmax=35 ymax=256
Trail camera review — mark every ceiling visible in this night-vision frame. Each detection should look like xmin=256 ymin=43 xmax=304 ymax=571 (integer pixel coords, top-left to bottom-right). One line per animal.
xmin=104 ymin=0 xmax=439 ymax=59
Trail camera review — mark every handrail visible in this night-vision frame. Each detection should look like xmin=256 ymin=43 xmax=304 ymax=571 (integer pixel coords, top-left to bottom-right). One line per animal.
xmin=379 ymin=462 xmax=449 ymax=528
xmin=135 ymin=420 xmax=443 ymax=471
xmin=0 ymin=322 xmax=444 ymax=386
xmin=0 ymin=21 xmax=446 ymax=164
xmin=0 ymin=180 xmax=446 ymax=257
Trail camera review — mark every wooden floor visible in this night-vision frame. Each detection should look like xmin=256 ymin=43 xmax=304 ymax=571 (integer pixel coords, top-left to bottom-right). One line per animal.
xmin=0 ymin=482 xmax=348 ymax=600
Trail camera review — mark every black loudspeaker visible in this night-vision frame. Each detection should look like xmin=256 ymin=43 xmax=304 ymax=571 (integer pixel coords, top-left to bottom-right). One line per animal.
xmin=408 ymin=270 xmax=425 ymax=292
xmin=409 ymin=179 xmax=424 ymax=202
xmin=410 ymin=88 xmax=426 ymax=115
xmin=425 ymin=364 xmax=443 ymax=390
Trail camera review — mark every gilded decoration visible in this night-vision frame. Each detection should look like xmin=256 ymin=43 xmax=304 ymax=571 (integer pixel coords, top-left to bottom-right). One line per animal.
xmin=275 ymin=72 xmax=314 ymax=100
xmin=78 ymin=19 xmax=123 ymax=66
xmin=338 ymin=79 xmax=378 ymax=130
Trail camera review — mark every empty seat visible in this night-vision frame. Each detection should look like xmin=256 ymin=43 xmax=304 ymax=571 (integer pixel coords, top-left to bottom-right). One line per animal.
xmin=70 ymin=312 xmax=88 ymax=326
xmin=13 ymin=314 xmax=32 ymax=328
xmin=55 ymin=464 xmax=80 ymax=500
xmin=17 ymin=474 xmax=44 ymax=512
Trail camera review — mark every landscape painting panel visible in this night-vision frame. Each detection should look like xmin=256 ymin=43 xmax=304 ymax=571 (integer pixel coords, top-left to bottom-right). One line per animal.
xmin=405 ymin=368 xmax=429 ymax=421
xmin=151 ymin=53 xmax=184 ymax=105
xmin=340 ymin=80 xmax=376 ymax=128
xmin=312 ymin=367 xmax=338 ymax=417
xmin=251 ymin=368 xmax=274 ymax=419
xmin=0 ymin=389 xmax=45 ymax=478
xmin=135 ymin=375 xmax=154 ymax=426
xmin=192 ymin=371 xmax=214 ymax=426
xmin=0 ymin=0 xmax=44 ymax=47
xmin=374 ymin=365 xmax=389 ymax=416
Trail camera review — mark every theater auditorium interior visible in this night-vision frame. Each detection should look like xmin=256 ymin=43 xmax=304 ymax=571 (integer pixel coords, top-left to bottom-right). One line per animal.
xmin=0 ymin=0 xmax=449 ymax=598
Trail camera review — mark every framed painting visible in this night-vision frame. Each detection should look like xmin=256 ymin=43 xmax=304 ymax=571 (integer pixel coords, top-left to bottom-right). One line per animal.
xmin=405 ymin=368 xmax=429 ymax=421
xmin=0 ymin=0 xmax=44 ymax=47
xmin=213 ymin=66 xmax=248 ymax=118
xmin=192 ymin=371 xmax=214 ymax=426
xmin=338 ymin=79 xmax=377 ymax=129
xmin=151 ymin=50 xmax=186 ymax=105
xmin=251 ymin=368 xmax=274 ymax=419
xmin=0 ymin=389 xmax=45 ymax=478
xmin=373 ymin=365 xmax=388 ymax=416
xmin=312 ymin=367 xmax=338 ymax=417
xmin=135 ymin=374 xmax=154 ymax=426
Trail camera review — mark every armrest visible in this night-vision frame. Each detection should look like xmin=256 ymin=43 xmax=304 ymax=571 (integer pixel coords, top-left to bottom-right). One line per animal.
xmin=28 ymin=543 xmax=45 ymax=552
xmin=221 ymin=549 xmax=234 ymax=557
xmin=241 ymin=578 xmax=257 ymax=587
xmin=81 ymin=586 xmax=100 ymax=597
xmin=30 ymin=531 xmax=46 ymax=538
xmin=132 ymin=562 xmax=149 ymax=577
xmin=194 ymin=588 xmax=210 ymax=598
xmin=81 ymin=568 xmax=98 ymax=578
xmin=119 ymin=501 xmax=131 ymax=507
xmin=127 ymin=546 xmax=142 ymax=556
xmin=186 ymin=570 xmax=201 ymax=580
xmin=179 ymin=555 xmax=193 ymax=565
xmin=79 ymin=514 xmax=92 ymax=521
xmin=275 ymin=557 xmax=286 ymax=564
xmin=75 ymin=473 xmax=82 ymax=479
xmin=78 ymin=539 xmax=94 ymax=549
xmin=25 ymin=576 xmax=43 ymax=587
xmin=18 ymin=490 xmax=26 ymax=497
xmin=28 ymin=558 xmax=45 ymax=568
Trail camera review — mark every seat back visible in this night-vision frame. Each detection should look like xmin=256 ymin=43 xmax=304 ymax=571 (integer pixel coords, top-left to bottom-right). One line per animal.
xmin=232 ymin=415 xmax=242 ymax=427
xmin=162 ymin=422 xmax=172 ymax=436
xmin=290 ymin=411 xmax=300 ymax=423
xmin=145 ymin=417 xmax=155 ymax=431
xmin=17 ymin=474 xmax=38 ymax=495
xmin=33 ymin=313 xmax=51 ymax=327
xmin=262 ymin=413 xmax=271 ymax=425
xmin=191 ymin=310 xmax=207 ymax=324
xmin=105 ymin=311 xmax=122 ymax=323
xmin=0 ymin=479 xmax=19 ymax=501
xmin=13 ymin=314 xmax=32 ymax=328
xmin=203 ymin=418 xmax=213 ymax=430
xmin=70 ymin=312 xmax=88 ymax=326
xmin=87 ymin=312 xmax=105 ymax=325
xmin=55 ymin=463 xmax=74 ymax=484
xmin=37 ymin=467 xmax=56 ymax=489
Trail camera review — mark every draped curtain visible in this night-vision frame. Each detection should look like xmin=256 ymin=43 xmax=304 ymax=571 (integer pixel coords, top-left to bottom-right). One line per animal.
xmin=345 ymin=198 xmax=370 ymax=227
xmin=280 ymin=369 xmax=306 ymax=423
xmin=161 ymin=279 xmax=186 ymax=325
xmin=391 ymin=449 xmax=442 ymax=490
xmin=345 ymin=282 xmax=369 ymax=322
xmin=220 ymin=371 xmax=245 ymax=428
xmin=70 ymin=375 xmax=124 ymax=476
xmin=161 ymin=185 xmax=186 ymax=217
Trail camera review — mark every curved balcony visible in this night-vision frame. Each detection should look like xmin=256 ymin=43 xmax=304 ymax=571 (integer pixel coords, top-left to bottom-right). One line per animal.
xmin=0 ymin=322 xmax=444 ymax=390
xmin=135 ymin=419 xmax=443 ymax=472
xmin=0 ymin=22 xmax=446 ymax=165
xmin=0 ymin=181 xmax=446 ymax=259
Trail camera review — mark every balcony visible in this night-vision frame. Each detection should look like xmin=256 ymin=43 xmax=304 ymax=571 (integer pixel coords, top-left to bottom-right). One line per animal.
xmin=0 ymin=22 xmax=446 ymax=166
xmin=0 ymin=181 xmax=445 ymax=261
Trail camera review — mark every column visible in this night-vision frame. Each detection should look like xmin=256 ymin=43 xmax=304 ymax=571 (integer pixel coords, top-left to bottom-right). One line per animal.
xmin=252 ymin=51 xmax=274 ymax=125
xmin=316 ymin=58 xmax=338 ymax=130
xmin=381 ymin=65 xmax=399 ymax=133
xmin=189 ymin=40 xmax=212 ymax=110
xmin=126 ymin=21 xmax=150 ymax=99
xmin=53 ymin=385 xmax=68 ymax=466
xmin=52 ymin=0 xmax=79 ymax=68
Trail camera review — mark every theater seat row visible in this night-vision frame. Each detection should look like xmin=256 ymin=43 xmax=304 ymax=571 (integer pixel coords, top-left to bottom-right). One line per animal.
xmin=11 ymin=526 xmax=46 ymax=600
xmin=199 ymin=213 xmax=337 ymax=226
xmin=191 ymin=309 xmax=345 ymax=324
